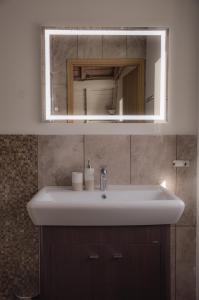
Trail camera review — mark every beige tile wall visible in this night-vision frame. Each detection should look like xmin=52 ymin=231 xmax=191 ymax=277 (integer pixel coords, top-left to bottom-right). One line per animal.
xmin=38 ymin=135 xmax=84 ymax=187
xmin=131 ymin=135 xmax=176 ymax=192
xmin=176 ymin=135 xmax=197 ymax=226
xmin=175 ymin=135 xmax=196 ymax=300
xmin=84 ymin=135 xmax=131 ymax=185
xmin=176 ymin=226 xmax=196 ymax=300
xmin=38 ymin=134 xmax=197 ymax=300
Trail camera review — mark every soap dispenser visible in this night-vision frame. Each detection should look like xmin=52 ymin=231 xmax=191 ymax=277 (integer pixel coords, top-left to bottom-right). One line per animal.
xmin=84 ymin=160 xmax=94 ymax=191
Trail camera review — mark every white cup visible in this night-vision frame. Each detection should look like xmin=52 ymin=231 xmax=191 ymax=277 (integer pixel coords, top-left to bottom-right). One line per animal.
xmin=72 ymin=172 xmax=83 ymax=191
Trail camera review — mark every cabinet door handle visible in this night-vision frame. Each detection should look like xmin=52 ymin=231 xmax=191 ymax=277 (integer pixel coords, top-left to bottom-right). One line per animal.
xmin=88 ymin=254 xmax=100 ymax=260
xmin=113 ymin=253 xmax=123 ymax=259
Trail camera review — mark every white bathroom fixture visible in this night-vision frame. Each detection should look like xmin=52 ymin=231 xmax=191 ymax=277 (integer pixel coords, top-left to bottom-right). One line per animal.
xmin=27 ymin=185 xmax=185 ymax=226
xmin=172 ymin=160 xmax=190 ymax=167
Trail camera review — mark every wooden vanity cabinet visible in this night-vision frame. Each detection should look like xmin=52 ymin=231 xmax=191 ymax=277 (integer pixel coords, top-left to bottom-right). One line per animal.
xmin=40 ymin=226 xmax=170 ymax=300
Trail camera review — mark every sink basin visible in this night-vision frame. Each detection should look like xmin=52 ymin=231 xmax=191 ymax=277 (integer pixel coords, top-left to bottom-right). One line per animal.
xmin=27 ymin=185 xmax=185 ymax=226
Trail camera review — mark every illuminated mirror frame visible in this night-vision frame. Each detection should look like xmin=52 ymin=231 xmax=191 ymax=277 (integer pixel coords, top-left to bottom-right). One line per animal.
xmin=43 ymin=28 xmax=168 ymax=122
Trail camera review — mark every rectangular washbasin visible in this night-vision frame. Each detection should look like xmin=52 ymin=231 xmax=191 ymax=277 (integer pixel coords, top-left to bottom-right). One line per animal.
xmin=27 ymin=185 xmax=185 ymax=226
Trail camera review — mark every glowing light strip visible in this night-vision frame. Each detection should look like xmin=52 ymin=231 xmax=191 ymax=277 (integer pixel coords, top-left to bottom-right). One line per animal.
xmin=160 ymin=30 xmax=166 ymax=120
xmin=45 ymin=30 xmax=51 ymax=120
xmin=46 ymin=114 xmax=163 ymax=121
xmin=45 ymin=29 xmax=164 ymax=36
xmin=44 ymin=28 xmax=167 ymax=121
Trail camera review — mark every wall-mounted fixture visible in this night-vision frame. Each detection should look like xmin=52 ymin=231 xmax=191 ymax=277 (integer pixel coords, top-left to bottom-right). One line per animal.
xmin=172 ymin=160 xmax=190 ymax=167
xmin=42 ymin=27 xmax=168 ymax=123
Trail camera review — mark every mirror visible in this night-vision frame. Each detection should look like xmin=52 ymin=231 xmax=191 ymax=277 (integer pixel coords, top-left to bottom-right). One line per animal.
xmin=42 ymin=28 xmax=168 ymax=122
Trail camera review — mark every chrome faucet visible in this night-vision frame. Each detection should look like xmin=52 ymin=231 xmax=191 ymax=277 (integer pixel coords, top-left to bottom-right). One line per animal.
xmin=100 ymin=167 xmax=108 ymax=192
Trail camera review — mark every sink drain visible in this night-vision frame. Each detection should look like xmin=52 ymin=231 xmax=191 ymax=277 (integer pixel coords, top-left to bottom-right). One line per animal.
xmin=101 ymin=194 xmax=107 ymax=199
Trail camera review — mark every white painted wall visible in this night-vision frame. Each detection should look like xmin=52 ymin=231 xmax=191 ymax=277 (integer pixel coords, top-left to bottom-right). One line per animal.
xmin=0 ymin=0 xmax=198 ymax=134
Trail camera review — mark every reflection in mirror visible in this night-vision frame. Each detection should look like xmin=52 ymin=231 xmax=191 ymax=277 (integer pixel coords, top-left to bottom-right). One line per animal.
xmin=43 ymin=29 xmax=167 ymax=122
xmin=67 ymin=59 xmax=145 ymax=119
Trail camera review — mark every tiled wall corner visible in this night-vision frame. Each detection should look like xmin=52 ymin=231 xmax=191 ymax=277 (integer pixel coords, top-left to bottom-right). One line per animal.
xmin=84 ymin=135 xmax=131 ymax=185
xmin=175 ymin=135 xmax=197 ymax=300
xmin=0 ymin=135 xmax=39 ymax=300
xmin=38 ymin=135 xmax=84 ymax=187
xmin=176 ymin=135 xmax=197 ymax=226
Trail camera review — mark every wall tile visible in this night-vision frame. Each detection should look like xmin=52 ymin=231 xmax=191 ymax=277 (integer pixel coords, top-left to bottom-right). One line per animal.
xmin=78 ymin=36 xmax=102 ymax=58
xmin=131 ymin=135 xmax=176 ymax=192
xmin=0 ymin=135 xmax=39 ymax=300
xmin=51 ymin=36 xmax=78 ymax=85
xmin=38 ymin=135 xmax=84 ymax=187
xmin=84 ymin=135 xmax=130 ymax=185
xmin=102 ymin=36 xmax=126 ymax=58
xmin=176 ymin=135 xmax=197 ymax=226
xmin=127 ymin=36 xmax=146 ymax=58
xmin=176 ymin=226 xmax=196 ymax=300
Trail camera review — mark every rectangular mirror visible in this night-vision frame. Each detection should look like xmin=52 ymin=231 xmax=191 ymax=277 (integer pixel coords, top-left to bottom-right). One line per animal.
xmin=42 ymin=28 xmax=168 ymax=123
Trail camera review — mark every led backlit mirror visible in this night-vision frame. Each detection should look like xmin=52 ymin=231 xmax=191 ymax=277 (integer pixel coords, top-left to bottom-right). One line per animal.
xmin=42 ymin=28 xmax=168 ymax=122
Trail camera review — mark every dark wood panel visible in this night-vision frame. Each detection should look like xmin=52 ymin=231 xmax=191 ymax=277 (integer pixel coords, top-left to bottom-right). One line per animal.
xmin=40 ymin=226 xmax=170 ymax=300
xmin=41 ymin=226 xmax=161 ymax=244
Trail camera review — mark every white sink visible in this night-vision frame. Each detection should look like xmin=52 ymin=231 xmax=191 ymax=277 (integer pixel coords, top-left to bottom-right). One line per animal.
xmin=27 ymin=185 xmax=185 ymax=226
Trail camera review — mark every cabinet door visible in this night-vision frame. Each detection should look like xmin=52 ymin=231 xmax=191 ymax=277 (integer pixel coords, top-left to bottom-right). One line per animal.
xmin=41 ymin=242 xmax=108 ymax=300
xmin=125 ymin=243 xmax=161 ymax=300
xmin=103 ymin=242 xmax=160 ymax=300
